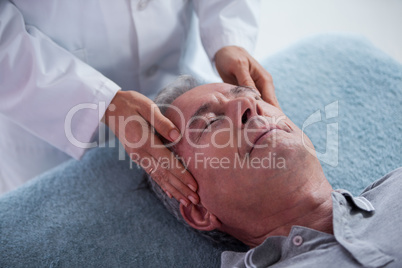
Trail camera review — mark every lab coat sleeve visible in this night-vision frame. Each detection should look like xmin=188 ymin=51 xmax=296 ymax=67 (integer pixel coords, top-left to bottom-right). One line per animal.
xmin=0 ymin=1 xmax=120 ymax=159
xmin=193 ymin=0 xmax=261 ymax=62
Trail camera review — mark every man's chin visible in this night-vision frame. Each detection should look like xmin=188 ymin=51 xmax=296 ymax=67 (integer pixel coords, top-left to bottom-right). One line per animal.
xmin=255 ymin=140 xmax=312 ymax=169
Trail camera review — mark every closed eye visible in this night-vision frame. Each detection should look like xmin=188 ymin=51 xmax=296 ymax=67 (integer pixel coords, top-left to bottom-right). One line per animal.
xmin=203 ymin=114 xmax=226 ymax=132
xmin=204 ymin=118 xmax=219 ymax=129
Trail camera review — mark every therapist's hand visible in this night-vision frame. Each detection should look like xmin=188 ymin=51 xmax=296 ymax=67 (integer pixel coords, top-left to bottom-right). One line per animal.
xmin=215 ymin=46 xmax=281 ymax=109
xmin=103 ymin=90 xmax=199 ymax=207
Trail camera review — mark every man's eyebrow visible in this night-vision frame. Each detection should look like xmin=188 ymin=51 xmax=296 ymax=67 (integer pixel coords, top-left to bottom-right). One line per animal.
xmin=228 ymin=85 xmax=258 ymax=96
xmin=187 ymin=86 xmax=258 ymax=129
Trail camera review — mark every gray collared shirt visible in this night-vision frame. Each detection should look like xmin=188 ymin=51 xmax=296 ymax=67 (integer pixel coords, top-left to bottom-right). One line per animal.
xmin=221 ymin=168 xmax=402 ymax=268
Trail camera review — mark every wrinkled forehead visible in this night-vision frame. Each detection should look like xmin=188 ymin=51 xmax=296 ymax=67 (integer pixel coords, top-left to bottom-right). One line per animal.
xmin=165 ymin=83 xmax=233 ymax=130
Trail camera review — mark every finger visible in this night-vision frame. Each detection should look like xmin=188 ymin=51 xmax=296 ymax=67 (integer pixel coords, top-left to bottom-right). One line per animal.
xmin=147 ymin=144 xmax=199 ymax=193
xmin=134 ymin=149 xmax=193 ymax=205
xmin=164 ymin=170 xmax=199 ymax=206
xmin=139 ymin=101 xmax=181 ymax=143
xmin=165 ymin=190 xmax=173 ymax=199
xmin=250 ymin=65 xmax=281 ymax=109
xmin=126 ymin=144 xmax=173 ymax=199
xmin=234 ymin=64 xmax=256 ymax=89
xmin=257 ymin=78 xmax=280 ymax=108
xmin=261 ymin=87 xmax=280 ymax=109
xmin=160 ymin=171 xmax=199 ymax=207
xmin=236 ymin=69 xmax=263 ymax=99
xmin=135 ymin=131 xmax=199 ymax=198
xmin=261 ymin=84 xmax=281 ymax=109
xmin=162 ymin=180 xmax=192 ymax=207
xmin=123 ymin=119 xmax=199 ymax=202
xmin=147 ymin=137 xmax=199 ymax=199
xmin=140 ymin=149 xmax=199 ymax=206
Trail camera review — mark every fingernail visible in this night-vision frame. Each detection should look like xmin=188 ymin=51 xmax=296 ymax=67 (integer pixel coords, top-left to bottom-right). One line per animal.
xmin=169 ymin=129 xmax=181 ymax=141
xmin=188 ymin=195 xmax=198 ymax=205
xmin=180 ymin=198 xmax=189 ymax=207
xmin=188 ymin=184 xmax=197 ymax=192
xmin=165 ymin=191 xmax=172 ymax=199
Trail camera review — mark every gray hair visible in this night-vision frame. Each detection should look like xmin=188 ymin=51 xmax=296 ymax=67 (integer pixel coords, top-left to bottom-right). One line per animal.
xmin=146 ymin=75 xmax=244 ymax=247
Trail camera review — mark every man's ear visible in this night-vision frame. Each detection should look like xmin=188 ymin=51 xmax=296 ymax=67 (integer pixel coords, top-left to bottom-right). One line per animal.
xmin=180 ymin=203 xmax=222 ymax=231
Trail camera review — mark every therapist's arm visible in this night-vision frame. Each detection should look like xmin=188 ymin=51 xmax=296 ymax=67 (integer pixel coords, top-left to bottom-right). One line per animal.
xmin=193 ymin=0 xmax=280 ymax=108
xmin=0 ymin=0 xmax=119 ymax=159
xmin=0 ymin=1 xmax=198 ymax=205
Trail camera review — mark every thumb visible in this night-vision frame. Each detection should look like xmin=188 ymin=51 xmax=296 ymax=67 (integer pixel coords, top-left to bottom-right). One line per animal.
xmin=144 ymin=104 xmax=181 ymax=142
xmin=234 ymin=65 xmax=257 ymax=89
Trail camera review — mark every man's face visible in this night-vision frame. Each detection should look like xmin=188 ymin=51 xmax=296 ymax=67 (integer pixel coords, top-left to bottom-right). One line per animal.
xmin=165 ymin=83 xmax=318 ymax=225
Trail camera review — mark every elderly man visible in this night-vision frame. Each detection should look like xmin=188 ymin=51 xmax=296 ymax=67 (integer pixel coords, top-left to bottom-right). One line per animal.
xmin=146 ymin=76 xmax=402 ymax=268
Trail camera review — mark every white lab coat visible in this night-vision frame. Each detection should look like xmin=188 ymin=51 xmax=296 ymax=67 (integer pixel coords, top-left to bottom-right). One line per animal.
xmin=0 ymin=0 xmax=260 ymax=193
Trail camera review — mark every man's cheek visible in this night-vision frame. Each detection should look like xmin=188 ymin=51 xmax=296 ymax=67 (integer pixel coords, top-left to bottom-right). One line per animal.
xmin=209 ymin=128 xmax=235 ymax=149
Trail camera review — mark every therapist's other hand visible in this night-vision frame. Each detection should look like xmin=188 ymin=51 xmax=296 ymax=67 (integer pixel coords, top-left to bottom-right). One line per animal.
xmin=215 ymin=46 xmax=280 ymax=109
xmin=103 ymin=91 xmax=199 ymax=207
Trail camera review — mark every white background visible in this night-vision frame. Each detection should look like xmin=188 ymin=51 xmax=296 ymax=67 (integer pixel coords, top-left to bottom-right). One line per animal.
xmin=255 ymin=0 xmax=402 ymax=63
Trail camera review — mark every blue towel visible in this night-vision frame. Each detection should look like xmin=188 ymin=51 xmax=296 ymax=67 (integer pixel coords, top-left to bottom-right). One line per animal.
xmin=266 ymin=34 xmax=402 ymax=192
xmin=1 ymin=34 xmax=401 ymax=267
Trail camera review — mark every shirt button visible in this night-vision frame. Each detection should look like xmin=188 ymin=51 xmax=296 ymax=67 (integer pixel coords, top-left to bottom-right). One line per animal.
xmin=145 ymin=65 xmax=158 ymax=77
xmin=137 ymin=0 xmax=148 ymax=11
xmin=292 ymin=235 xmax=303 ymax=246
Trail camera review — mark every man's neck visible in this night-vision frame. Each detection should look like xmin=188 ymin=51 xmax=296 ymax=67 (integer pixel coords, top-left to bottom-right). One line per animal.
xmin=245 ymin=197 xmax=333 ymax=248
xmin=263 ymin=194 xmax=333 ymax=238
xmin=222 ymin=174 xmax=334 ymax=248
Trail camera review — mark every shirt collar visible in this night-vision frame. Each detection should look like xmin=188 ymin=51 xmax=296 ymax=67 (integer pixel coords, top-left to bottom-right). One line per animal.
xmin=221 ymin=189 xmax=383 ymax=268
xmin=333 ymin=189 xmax=375 ymax=212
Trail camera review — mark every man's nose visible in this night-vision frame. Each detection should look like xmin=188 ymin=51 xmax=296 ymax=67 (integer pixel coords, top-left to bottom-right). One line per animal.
xmin=227 ymin=96 xmax=262 ymax=128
